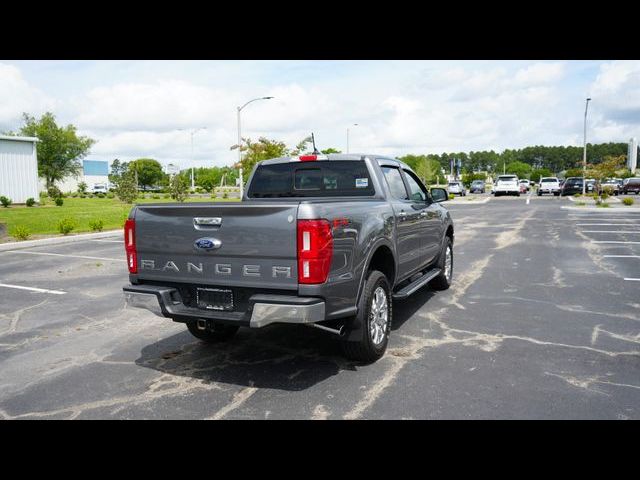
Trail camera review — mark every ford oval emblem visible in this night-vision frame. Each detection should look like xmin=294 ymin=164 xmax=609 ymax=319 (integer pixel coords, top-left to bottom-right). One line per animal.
xmin=194 ymin=238 xmax=222 ymax=250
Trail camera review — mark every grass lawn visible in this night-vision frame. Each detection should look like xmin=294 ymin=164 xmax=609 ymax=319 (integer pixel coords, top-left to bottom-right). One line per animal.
xmin=0 ymin=196 xmax=239 ymax=239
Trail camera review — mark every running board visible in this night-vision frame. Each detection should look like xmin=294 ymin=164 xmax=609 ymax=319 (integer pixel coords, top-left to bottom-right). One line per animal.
xmin=392 ymin=268 xmax=441 ymax=300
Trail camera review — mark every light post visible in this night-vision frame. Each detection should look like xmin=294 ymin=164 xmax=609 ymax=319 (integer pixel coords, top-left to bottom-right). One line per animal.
xmin=582 ymin=97 xmax=592 ymax=195
xmin=346 ymin=123 xmax=358 ymax=153
xmin=178 ymin=127 xmax=207 ymax=190
xmin=236 ymin=96 xmax=274 ymax=199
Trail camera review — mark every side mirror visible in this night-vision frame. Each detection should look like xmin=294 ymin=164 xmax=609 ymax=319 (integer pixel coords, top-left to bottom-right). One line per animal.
xmin=431 ymin=187 xmax=448 ymax=203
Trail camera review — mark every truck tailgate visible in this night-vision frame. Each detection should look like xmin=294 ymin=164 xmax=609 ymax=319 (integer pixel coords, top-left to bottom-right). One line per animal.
xmin=133 ymin=202 xmax=299 ymax=290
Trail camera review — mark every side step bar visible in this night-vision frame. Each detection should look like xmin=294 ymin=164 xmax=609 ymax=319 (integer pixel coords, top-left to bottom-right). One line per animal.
xmin=392 ymin=268 xmax=441 ymax=300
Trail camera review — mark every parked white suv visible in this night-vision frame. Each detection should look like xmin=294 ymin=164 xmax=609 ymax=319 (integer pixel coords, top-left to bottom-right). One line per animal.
xmin=537 ymin=177 xmax=560 ymax=196
xmin=494 ymin=175 xmax=520 ymax=196
xmin=447 ymin=181 xmax=466 ymax=196
xmin=90 ymin=183 xmax=109 ymax=194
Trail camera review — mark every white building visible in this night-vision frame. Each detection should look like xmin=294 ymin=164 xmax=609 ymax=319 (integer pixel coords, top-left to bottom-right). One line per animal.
xmin=0 ymin=135 xmax=40 ymax=204
xmin=39 ymin=159 xmax=110 ymax=193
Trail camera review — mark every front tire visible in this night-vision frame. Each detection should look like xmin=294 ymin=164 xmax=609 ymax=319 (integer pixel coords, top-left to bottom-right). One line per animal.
xmin=341 ymin=270 xmax=391 ymax=363
xmin=187 ymin=321 xmax=239 ymax=343
xmin=430 ymin=236 xmax=453 ymax=291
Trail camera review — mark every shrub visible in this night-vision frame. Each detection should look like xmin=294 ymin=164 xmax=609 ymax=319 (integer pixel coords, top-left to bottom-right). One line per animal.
xmin=448 ymin=193 xmax=455 ymax=200
xmin=47 ymin=185 xmax=62 ymax=199
xmin=79 ymin=194 xmax=87 ymax=199
xmin=573 ymin=193 xmax=582 ymax=197
xmin=39 ymin=191 xmax=47 ymax=198
xmin=55 ymin=197 xmax=64 ymax=206
xmin=596 ymin=202 xmax=610 ymax=208
xmin=0 ymin=196 xmax=12 ymax=207
xmin=89 ymin=219 xmax=104 ymax=232
xmin=26 ymin=197 xmax=36 ymax=207
xmin=10 ymin=225 xmax=31 ymax=241
xmin=164 ymin=193 xmax=170 ymax=199
xmin=600 ymin=192 xmax=609 ymax=201
xmin=77 ymin=182 xmax=87 ymax=194
xmin=106 ymin=192 xmax=115 ymax=199
xmin=222 ymin=192 xmax=228 ymax=199
xmin=152 ymin=194 xmax=160 ymax=199
xmin=622 ymin=197 xmax=635 ymax=206
xmin=58 ymin=218 xmax=76 ymax=235
xmin=96 ymin=193 xmax=105 ymax=198
xmin=71 ymin=192 xmax=78 ymax=198
xmin=575 ymin=201 xmax=586 ymax=206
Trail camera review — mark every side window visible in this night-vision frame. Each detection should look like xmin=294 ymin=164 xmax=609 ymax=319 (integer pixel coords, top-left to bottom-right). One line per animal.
xmin=381 ymin=166 xmax=409 ymax=200
xmin=402 ymin=170 xmax=427 ymax=202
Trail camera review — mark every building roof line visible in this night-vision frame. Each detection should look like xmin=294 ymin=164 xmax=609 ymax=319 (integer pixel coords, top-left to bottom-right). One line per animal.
xmin=0 ymin=135 xmax=39 ymax=142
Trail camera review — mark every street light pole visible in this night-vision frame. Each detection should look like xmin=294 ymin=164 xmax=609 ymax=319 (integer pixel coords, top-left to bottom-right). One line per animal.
xmin=346 ymin=123 xmax=358 ymax=153
xmin=236 ymin=96 xmax=274 ymax=199
xmin=582 ymin=97 xmax=592 ymax=195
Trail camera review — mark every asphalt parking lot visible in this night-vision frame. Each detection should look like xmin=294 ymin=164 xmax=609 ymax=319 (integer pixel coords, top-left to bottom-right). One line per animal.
xmin=1 ymin=193 xmax=639 ymax=419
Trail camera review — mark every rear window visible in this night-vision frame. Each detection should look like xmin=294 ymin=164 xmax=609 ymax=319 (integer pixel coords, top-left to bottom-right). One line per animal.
xmin=565 ymin=178 xmax=583 ymax=186
xmin=541 ymin=178 xmax=557 ymax=183
xmin=248 ymin=161 xmax=375 ymax=198
xmin=498 ymin=176 xmax=517 ymax=181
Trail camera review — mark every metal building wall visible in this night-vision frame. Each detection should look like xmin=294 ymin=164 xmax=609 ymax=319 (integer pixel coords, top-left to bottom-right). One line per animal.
xmin=0 ymin=138 xmax=39 ymax=204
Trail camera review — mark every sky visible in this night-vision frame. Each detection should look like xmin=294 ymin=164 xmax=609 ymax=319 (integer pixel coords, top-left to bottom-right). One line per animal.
xmin=0 ymin=60 xmax=638 ymax=170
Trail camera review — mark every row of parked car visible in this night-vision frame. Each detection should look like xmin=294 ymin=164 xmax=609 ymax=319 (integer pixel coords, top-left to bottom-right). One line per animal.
xmin=446 ymin=176 xmax=640 ymax=197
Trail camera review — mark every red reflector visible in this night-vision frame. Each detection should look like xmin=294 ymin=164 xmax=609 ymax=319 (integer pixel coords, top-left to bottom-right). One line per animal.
xmin=332 ymin=218 xmax=349 ymax=228
xmin=297 ymin=219 xmax=333 ymax=284
xmin=124 ymin=219 xmax=137 ymax=274
xmin=299 ymin=155 xmax=317 ymax=162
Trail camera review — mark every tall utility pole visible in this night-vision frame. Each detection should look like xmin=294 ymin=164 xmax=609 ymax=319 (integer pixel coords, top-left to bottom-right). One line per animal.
xmin=236 ymin=96 xmax=274 ymax=199
xmin=346 ymin=123 xmax=358 ymax=153
xmin=582 ymin=97 xmax=592 ymax=195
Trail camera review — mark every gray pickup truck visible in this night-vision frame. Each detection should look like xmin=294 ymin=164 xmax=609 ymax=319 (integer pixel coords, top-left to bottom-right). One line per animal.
xmin=123 ymin=154 xmax=454 ymax=362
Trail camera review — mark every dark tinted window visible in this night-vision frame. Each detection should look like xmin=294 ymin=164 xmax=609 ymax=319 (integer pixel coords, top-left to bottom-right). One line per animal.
xmin=248 ymin=161 xmax=375 ymax=198
xmin=381 ymin=167 xmax=409 ymax=200
xmin=565 ymin=178 xmax=583 ymax=186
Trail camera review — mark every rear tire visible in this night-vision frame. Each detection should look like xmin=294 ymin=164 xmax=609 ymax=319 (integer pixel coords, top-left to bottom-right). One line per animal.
xmin=430 ymin=236 xmax=453 ymax=291
xmin=187 ymin=321 xmax=239 ymax=343
xmin=341 ymin=270 xmax=391 ymax=363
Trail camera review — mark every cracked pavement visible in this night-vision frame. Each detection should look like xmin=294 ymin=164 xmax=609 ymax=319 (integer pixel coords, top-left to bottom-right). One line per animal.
xmin=0 ymin=194 xmax=638 ymax=419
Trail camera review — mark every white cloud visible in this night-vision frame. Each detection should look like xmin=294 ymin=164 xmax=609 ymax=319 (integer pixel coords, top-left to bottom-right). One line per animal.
xmin=0 ymin=63 xmax=56 ymax=129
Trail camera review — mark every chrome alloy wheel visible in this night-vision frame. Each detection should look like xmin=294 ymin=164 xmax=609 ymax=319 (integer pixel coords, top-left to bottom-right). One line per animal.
xmin=444 ymin=245 xmax=453 ymax=282
xmin=369 ymin=286 xmax=389 ymax=345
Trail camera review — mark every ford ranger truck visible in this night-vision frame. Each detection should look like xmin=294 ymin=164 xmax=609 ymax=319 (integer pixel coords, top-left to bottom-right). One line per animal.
xmin=123 ymin=154 xmax=454 ymax=362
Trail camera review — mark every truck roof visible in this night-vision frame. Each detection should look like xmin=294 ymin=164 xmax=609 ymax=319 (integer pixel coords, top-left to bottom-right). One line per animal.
xmin=258 ymin=154 xmax=414 ymax=171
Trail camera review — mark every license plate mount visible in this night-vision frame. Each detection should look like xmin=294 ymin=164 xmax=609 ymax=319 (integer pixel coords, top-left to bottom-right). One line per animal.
xmin=196 ymin=288 xmax=234 ymax=311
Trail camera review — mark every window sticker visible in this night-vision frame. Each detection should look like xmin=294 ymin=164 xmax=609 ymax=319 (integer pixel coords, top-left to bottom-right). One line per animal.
xmin=355 ymin=178 xmax=369 ymax=188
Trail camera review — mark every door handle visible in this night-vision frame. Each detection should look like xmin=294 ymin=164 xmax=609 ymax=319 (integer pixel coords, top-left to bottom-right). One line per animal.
xmin=398 ymin=211 xmax=406 ymax=218
xmin=420 ymin=211 xmax=427 ymax=217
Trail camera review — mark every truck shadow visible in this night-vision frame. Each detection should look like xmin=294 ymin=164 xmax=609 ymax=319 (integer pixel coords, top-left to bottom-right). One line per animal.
xmin=135 ymin=325 xmax=352 ymax=392
xmin=135 ymin=288 xmax=437 ymax=392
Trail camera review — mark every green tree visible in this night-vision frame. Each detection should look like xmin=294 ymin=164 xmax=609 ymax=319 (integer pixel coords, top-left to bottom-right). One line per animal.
xmin=321 ymin=148 xmax=342 ymax=154
xmin=114 ymin=170 xmax=138 ymax=203
xmin=17 ymin=112 xmax=95 ymax=189
xmin=505 ymin=161 xmax=532 ymax=179
xmin=129 ymin=158 xmax=165 ymax=190
xmin=169 ymin=174 xmax=189 ymax=202
xmin=530 ymin=168 xmax=554 ymax=183
xmin=235 ymin=137 xmax=289 ymax=181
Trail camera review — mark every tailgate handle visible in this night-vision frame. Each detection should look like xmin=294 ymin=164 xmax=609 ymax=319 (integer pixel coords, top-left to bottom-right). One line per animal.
xmin=194 ymin=217 xmax=222 ymax=228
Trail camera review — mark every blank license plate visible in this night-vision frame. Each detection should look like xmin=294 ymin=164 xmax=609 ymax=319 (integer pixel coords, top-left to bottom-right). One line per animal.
xmin=196 ymin=288 xmax=233 ymax=311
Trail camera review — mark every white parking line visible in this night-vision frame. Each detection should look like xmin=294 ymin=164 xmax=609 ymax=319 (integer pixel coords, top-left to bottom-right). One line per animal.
xmin=91 ymin=239 xmax=124 ymax=243
xmin=591 ymin=241 xmax=640 ymax=244
xmin=0 ymin=283 xmax=66 ymax=295
xmin=576 ymin=223 xmax=640 ymax=226
xmin=623 ymin=278 xmax=640 ymax=282
xmin=604 ymin=255 xmax=640 ymax=258
xmin=10 ymin=251 xmax=124 ymax=262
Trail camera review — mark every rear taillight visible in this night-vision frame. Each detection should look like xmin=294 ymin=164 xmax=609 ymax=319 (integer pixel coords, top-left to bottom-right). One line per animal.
xmin=124 ymin=219 xmax=137 ymax=274
xmin=297 ymin=219 xmax=333 ymax=284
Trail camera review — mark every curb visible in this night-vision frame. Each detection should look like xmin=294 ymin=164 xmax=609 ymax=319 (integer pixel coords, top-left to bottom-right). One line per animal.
xmin=448 ymin=196 xmax=491 ymax=205
xmin=0 ymin=229 xmax=122 ymax=252
xmin=567 ymin=196 xmax=621 ymax=204
xmin=561 ymin=206 xmax=640 ymax=212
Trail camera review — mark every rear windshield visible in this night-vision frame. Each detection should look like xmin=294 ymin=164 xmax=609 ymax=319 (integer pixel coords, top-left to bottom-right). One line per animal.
xmin=541 ymin=178 xmax=557 ymax=182
xmin=565 ymin=178 xmax=583 ymax=186
xmin=627 ymin=178 xmax=640 ymax=185
xmin=498 ymin=176 xmax=517 ymax=181
xmin=247 ymin=161 xmax=375 ymax=198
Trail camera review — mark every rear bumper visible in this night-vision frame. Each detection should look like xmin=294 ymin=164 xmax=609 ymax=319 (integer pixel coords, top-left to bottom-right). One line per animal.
xmin=123 ymin=284 xmax=325 ymax=328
